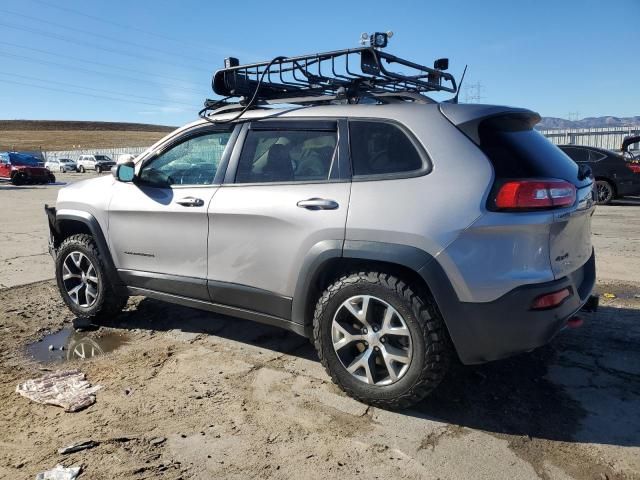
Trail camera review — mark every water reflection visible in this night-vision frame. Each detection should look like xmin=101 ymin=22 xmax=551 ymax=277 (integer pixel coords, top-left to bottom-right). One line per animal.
xmin=26 ymin=325 xmax=129 ymax=363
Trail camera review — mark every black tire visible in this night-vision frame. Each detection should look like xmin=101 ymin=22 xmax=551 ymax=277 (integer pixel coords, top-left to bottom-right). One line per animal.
xmin=60 ymin=166 xmax=64 ymax=173
xmin=55 ymin=234 xmax=128 ymax=322
xmin=48 ymin=173 xmax=56 ymax=184
xmin=79 ymin=165 xmax=85 ymax=173
xmin=11 ymin=172 xmax=26 ymax=186
xmin=313 ymin=271 xmax=451 ymax=409
xmin=595 ymin=179 xmax=614 ymax=205
xmin=95 ymin=166 xmax=101 ymax=173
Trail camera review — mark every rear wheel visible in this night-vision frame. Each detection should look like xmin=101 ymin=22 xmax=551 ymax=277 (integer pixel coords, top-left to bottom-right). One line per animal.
xmin=596 ymin=179 xmax=614 ymax=205
xmin=95 ymin=165 xmax=102 ymax=173
xmin=48 ymin=173 xmax=56 ymax=183
xmin=55 ymin=234 xmax=128 ymax=321
xmin=313 ymin=271 xmax=451 ymax=409
xmin=60 ymin=166 xmax=64 ymax=173
xmin=79 ymin=165 xmax=85 ymax=173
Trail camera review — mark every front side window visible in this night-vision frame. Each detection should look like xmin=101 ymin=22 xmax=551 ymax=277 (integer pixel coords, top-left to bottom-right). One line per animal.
xmin=349 ymin=121 xmax=424 ymax=176
xmin=235 ymin=128 xmax=337 ymax=184
xmin=139 ymin=130 xmax=231 ymax=186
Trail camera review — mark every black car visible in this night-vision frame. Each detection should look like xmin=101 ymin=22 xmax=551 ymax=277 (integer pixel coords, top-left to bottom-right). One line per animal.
xmin=559 ymin=145 xmax=640 ymax=204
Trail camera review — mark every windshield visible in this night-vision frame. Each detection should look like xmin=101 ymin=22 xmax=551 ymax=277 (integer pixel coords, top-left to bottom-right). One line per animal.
xmin=10 ymin=154 xmax=41 ymax=166
xmin=94 ymin=155 xmax=112 ymax=162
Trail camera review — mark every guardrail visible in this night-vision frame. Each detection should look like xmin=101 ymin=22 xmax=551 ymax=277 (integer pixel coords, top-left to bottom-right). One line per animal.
xmin=43 ymin=146 xmax=149 ymax=162
xmin=538 ymin=126 xmax=640 ymax=151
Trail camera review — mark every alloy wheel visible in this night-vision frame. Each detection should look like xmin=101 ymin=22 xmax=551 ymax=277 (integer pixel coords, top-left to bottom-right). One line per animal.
xmin=61 ymin=252 xmax=99 ymax=307
xmin=596 ymin=180 xmax=613 ymax=204
xmin=331 ymin=295 xmax=412 ymax=386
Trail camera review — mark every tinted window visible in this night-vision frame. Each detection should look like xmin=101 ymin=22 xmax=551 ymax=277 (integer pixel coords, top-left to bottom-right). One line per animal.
xmin=560 ymin=147 xmax=588 ymax=163
xmin=236 ymin=129 xmax=337 ymax=183
xmin=95 ymin=155 xmax=112 ymax=161
xmin=588 ymin=150 xmax=607 ymax=162
xmin=479 ymin=116 xmax=589 ymax=188
xmin=139 ymin=130 xmax=231 ymax=186
xmin=349 ymin=121 xmax=423 ymax=176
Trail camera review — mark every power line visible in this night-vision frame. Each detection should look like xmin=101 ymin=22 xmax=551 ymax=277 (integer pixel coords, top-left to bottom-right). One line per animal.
xmin=0 ymin=72 xmax=196 ymax=107
xmin=0 ymin=77 xmax=192 ymax=109
xmin=0 ymin=21 xmax=210 ymax=73
xmin=30 ymin=0 xmax=227 ymax=56
xmin=0 ymin=40 xmax=199 ymax=85
xmin=0 ymin=50 xmax=205 ymax=95
xmin=0 ymin=8 xmax=208 ymax=66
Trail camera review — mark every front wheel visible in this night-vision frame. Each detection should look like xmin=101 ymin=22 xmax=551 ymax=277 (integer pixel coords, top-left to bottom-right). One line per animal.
xmin=596 ymin=179 xmax=614 ymax=205
xmin=95 ymin=166 xmax=102 ymax=173
xmin=313 ymin=272 xmax=451 ymax=409
xmin=79 ymin=165 xmax=85 ymax=173
xmin=55 ymin=234 xmax=128 ymax=321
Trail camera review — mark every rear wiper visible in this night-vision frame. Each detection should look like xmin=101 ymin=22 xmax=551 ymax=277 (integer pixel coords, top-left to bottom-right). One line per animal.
xmin=578 ymin=164 xmax=592 ymax=181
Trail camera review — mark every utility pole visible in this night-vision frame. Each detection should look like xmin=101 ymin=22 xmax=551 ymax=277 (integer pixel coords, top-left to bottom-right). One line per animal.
xmin=464 ymin=82 xmax=484 ymax=103
xmin=566 ymin=112 xmax=580 ymax=122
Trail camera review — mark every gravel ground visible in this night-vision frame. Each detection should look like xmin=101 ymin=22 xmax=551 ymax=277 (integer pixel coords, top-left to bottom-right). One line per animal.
xmin=0 ymin=174 xmax=639 ymax=479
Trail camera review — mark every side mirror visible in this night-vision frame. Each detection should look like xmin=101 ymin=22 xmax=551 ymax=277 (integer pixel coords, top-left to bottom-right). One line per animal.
xmin=113 ymin=161 xmax=135 ymax=182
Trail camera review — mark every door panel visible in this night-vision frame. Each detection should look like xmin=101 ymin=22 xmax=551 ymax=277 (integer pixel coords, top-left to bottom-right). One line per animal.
xmin=108 ymin=183 xmax=217 ymax=282
xmin=107 ymin=127 xmax=235 ymax=293
xmin=207 ymin=182 xmax=350 ymax=304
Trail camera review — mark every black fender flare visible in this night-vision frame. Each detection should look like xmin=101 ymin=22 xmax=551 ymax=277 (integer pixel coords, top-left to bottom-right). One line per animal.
xmin=291 ymin=240 xmax=465 ymax=354
xmin=48 ymin=207 xmax=125 ymax=292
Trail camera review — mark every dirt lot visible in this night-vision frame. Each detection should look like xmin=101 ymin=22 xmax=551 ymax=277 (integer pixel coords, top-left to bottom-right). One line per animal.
xmin=0 ymin=120 xmax=174 ymax=150
xmin=0 ymin=175 xmax=639 ymax=479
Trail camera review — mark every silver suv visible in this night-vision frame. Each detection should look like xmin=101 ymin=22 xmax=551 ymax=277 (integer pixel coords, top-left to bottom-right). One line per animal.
xmin=45 ymin=48 xmax=596 ymax=408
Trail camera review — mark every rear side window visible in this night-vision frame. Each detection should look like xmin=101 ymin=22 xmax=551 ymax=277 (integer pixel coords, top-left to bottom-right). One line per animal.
xmin=561 ymin=147 xmax=588 ymax=163
xmin=236 ymin=129 xmax=337 ymax=184
xmin=349 ymin=121 xmax=424 ymax=177
xmin=478 ymin=116 xmax=590 ymax=188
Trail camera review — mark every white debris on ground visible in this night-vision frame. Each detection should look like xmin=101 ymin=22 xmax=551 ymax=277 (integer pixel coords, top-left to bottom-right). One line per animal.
xmin=15 ymin=369 xmax=101 ymax=412
xmin=35 ymin=464 xmax=82 ymax=480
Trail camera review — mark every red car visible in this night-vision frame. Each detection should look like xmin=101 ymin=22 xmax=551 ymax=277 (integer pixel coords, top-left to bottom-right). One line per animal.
xmin=0 ymin=152 xmax=56 ymax=185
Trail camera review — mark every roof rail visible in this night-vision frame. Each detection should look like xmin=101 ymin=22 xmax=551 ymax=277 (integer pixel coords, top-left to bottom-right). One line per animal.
xmin=200 ymin=43 xmax=457 ymax=122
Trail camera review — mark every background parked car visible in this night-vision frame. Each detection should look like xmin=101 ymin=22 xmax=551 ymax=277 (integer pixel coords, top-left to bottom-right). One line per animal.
xmin=559 ymin=145 xmax=640 ymax=204
xmin=45 ymin=158 xmax=77 ymax=173
xmin=77 ymin=154 xmax=116 ymax=173
xmin=621 ymin=135 xmax=640 ymax=162
xmin=0 ymin=151 xmax=56 ymax=185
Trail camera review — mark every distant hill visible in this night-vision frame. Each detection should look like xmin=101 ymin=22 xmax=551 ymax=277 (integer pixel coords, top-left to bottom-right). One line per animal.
xmin=538 ymin=116 xmax=640 ymax=130
xmin=0 ymin=120 xmax=177 ymax=151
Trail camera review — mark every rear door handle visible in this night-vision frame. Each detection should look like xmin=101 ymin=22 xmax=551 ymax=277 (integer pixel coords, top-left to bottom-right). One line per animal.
xmin=176 ymin=197 xmax=204 ymax=207
xmin=296 ymin=198 xmax=339 ymax=210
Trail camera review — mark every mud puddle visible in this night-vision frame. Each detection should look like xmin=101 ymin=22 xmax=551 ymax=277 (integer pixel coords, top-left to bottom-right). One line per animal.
xmin=26 ymin=326 xmax=130 ymax=363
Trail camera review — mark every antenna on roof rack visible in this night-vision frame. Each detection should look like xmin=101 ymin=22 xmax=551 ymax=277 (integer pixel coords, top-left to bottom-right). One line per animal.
xmin=199 ymin=35 xmax=459 ymax=123
xmin=446 ymin=65 xmax=467 ymax=104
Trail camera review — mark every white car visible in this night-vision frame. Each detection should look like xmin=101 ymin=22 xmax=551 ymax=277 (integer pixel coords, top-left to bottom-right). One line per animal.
xmin=45 ymin=158 xmax=77 ymax=173
xmin=77 ymin=154 xmax=116 ymax=173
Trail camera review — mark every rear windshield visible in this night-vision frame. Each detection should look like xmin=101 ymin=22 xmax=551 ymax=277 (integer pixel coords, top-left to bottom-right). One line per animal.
xmin=478 ymin=115 xmax=591 ymax=188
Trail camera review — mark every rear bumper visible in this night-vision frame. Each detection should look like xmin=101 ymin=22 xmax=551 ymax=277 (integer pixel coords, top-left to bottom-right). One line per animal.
xmin=438 ymin=250 xmax=596 ymax=364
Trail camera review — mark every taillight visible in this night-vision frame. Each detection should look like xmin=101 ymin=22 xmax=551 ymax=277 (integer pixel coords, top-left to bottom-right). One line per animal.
xmin=493 ymin=179 xmax=576 ymax=210
xmin=531 ymin=287 xmax=572 ymax=310
xmin=626 ymin=163 xmax=640 ymax=174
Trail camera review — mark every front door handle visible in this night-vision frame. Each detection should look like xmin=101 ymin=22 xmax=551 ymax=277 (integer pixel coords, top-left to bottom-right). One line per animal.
xmin=176 ymin=197 xmax=204 ymax=207
xmin=296 ymin=198 xmax=339 ymax=210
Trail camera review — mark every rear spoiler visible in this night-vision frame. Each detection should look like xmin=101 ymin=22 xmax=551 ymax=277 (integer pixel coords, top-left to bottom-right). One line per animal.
xmin=439 ymin=104 xmax=540 ymax=145
xmin=621 ymin=135 xmax=640 ymax=153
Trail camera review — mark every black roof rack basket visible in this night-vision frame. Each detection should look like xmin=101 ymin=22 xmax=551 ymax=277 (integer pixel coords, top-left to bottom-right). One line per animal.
xmin=211 ymin=47 xmax=457 ymax=105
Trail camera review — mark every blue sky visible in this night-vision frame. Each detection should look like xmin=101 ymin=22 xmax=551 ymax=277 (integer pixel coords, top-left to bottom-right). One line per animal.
xmin=0 ymin=0 xmax=638 ymax=126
